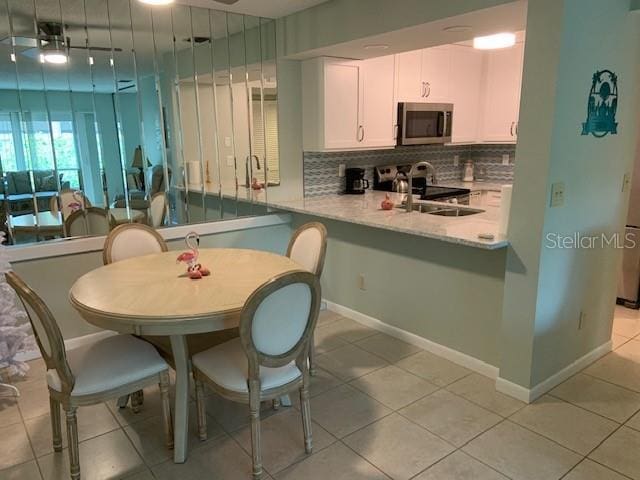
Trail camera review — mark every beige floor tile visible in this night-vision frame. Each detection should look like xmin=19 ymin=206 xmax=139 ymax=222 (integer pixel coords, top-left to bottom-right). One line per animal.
xmin=37 ymin=430 xmax=146 ymax=480
xmin=25 ymin=404 xmax=120 ymax=457
xmin=311 ymin=384 xmax=391 ymax=438
xmin=354 ymin=333 xmax=420 ymax=363
xmin=275 ymin=442 xmax=387 ymax=480
xmin=625 ymin=409 xmax=640 ymax=430
xmin=0 ymin=460 xmax=42 ymax=480
xmin=584 ymin=340 xmax=640 ymax=392
xmin=124 ymin=406 xmax=226 ymax=467
xmin=551 ymin=373 xmax=640 ymax=422
xmin=414 ymin=451 xmax=508 ymax=480
xmin=313 ymin=326 xmax=349 ymax=355
xmin=201 ymin=393 xmax=289 ymax=434
xmin=317 ymin=318 xmax=377 ymax=343
xmin=446 ymin=373 xmax=525 ymax=417
xmin=463 ymin=421 xmax=581 ymax=480
xmin=349 ymin=365 xmax=438 ymax=410
xmin=590 ymin=426 xmax=640 ymax=479
xmin=564 ymin=459 xmax=628 ymax=480
xmin=152 ymin=435 xmax=272 ymax=480
xmin=122 ymin=471 xmax=154 ymax=480
xmin=612 ymin=334 xmax=631 ymax=350
xmin=0 ymin=422 xmax=34 ymax=470
xmin=315 ymin=344 xmax=388 ymax=382
xmin=343 ymin=413 xmax=453 ymax=480
xmin=396 ymin=351 xmax=471 ymax=387
xmin=10 ymin=359 xmax=46 ymax=388
xmin=317 ymin=310 xmax=343 ymax=328
xmin=400 ymin=390 xmax=500 ymax=447
xmin=0 ymin=398 xmax=22 ymax=428
xmin=232 ymin=408 xmax=336 ymax=474
xmin=612 ymin=307 xmax=640 ymax=337
xmin=17 ymin=381 xmax=51 ymax=421
xmin=309 ymin=367 xmax=343 ymax=398
xmin=510 ymin=395 xmax=618 ymax=455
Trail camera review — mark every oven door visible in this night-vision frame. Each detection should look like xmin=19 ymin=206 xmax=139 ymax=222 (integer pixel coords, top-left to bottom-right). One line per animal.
xmin=399 ymin=103 xmax=453 ymax=145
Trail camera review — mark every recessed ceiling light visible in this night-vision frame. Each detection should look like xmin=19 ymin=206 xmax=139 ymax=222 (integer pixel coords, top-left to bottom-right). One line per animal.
xmin=43 ymin=52 xmax=68 ymax=64
xmin=473 ymin=32 xmax=516 ymax=50
xmin=443 ymin=25 xmax=472 ymax=33
xmin=364 ymin=44 xmax=389 ymax=50
xmin=138 ymin=0 xmax=174 ymax=5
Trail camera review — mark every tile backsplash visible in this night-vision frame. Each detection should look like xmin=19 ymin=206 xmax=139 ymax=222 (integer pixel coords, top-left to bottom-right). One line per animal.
xmin=303 ymin=144 xmax=516 ymax=197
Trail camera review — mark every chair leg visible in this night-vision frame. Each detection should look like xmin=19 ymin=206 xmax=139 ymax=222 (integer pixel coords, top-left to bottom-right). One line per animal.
xmin=159 ymin=371 xmax=174 ymax=450
xmin=272 ymin=397 xmax=281 ymax=410
xmin=299 ymin=376 xmax=313 ymax=454
xmin=194 ymin=377 xmax=208 ymax=441
xmin=249 ymin=385 xmax=263 ymax=480
xmin=131 ymin=390 xmax=144 ymax=414
xmin=64 ymin=406 xmax=80 ymax=480
xmin=49 ymin=397 xmax=62 ymax=452
xmin=116 ymin=394 xmax=130 ymax=409
xmin=309 ymin=335 xmax=317 ymax=376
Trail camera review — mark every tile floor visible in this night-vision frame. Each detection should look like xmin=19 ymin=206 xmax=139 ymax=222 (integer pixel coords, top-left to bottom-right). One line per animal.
xmin=3 ymin=306 xmax=640 ymax=479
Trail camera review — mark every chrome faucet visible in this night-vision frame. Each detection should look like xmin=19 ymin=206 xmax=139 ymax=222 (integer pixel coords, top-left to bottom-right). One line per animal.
xmin=245 ymin=154 xmax=261 ymax=187
xmin=406 ymin=161 xmax=438 ymax=213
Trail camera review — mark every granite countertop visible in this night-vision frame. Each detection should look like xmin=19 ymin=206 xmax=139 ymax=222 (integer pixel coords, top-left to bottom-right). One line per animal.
xmin=439 ymin=180 xmax=508 ymax=192
xmin=269 ymin=191 xmax=508 ymax=250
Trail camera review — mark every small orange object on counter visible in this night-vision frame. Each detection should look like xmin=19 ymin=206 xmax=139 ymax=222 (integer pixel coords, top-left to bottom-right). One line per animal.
xmin=380 ymin=194 xmax=394 ymax=210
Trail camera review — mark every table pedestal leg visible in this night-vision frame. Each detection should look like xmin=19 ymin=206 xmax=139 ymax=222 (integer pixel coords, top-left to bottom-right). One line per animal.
xmin=170 ymin=335 xmax=189 ymax=463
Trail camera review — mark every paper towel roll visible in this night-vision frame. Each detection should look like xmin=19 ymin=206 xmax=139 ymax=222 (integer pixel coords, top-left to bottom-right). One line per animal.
xmin=498 ymin=184 xmax=512 ymax=237
xmin=187 ymin=161 xmax=202 ymax=187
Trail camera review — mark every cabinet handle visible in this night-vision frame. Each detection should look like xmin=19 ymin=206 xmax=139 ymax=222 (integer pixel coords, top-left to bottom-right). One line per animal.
xmin=357 ymin=125 xmax=364 ymax=142
xmin=420 ymin=82 xmax=426 ymax=98
xmin=424 ymin=82 xmax=431 ymax=98
xmin=393 ymin=124 xmax=398 ymax=139
xmin=515 ymin=122 xmax=519 ymax=136
xmin=510 ymin=121 xmax=515 ymax=137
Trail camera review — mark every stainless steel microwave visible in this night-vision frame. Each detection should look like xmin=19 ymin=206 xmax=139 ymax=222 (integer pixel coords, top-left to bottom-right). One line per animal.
xmin=397 ymin=102 xmax=453 ymax=145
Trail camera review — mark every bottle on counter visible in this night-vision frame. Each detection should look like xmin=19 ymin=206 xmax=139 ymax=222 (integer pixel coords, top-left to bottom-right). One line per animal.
xmin=463 ymin=161 xmax=474 ymax=182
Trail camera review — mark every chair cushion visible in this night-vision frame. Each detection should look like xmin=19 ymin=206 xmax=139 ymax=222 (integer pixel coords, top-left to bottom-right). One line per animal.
xmin=192 ymin=338 xmax=301 ymax=394
xmin=46 ymin=334 xmax=168 ymax=397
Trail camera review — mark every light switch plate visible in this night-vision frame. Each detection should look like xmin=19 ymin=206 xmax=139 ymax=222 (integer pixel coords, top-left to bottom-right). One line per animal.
xmin=550 ymin=182 xmax=565 ymax=207
xmin=224 ymin=136 xmax=232 ymax=148
xmin=226 ymin=155 xmax=234 ymax=167
xmin=453 ymin=155 xmax=459 ymax=167
xmin=623 ymin=173 xmax=631 ymax=192
xmin=502 ymin=154 xmax=510 ymax=165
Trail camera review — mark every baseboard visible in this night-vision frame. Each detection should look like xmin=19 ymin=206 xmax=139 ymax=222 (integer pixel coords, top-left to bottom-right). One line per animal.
xmin=15 ymin=330 xmax=117 ymax=363
xmin=496 ymin=339 xmax=613 ymax=403
xmin=324 ymin=300 xmax=500 ymax=380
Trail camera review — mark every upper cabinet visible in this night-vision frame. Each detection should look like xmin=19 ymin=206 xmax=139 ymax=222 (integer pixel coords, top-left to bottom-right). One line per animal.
xmin=395 ymin=47 xmax=451 ymax=103
xmin=302 ymin=55 xmax=395 ymax=151
xmin=448 ymin=45 xmax=484 ymax=143
xmin=479 ymin=42 xmax=524 ymax=143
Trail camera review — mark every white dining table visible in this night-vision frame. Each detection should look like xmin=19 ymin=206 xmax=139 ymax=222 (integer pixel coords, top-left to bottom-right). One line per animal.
xmin=69 ymin=248 xmax=302 ymax=463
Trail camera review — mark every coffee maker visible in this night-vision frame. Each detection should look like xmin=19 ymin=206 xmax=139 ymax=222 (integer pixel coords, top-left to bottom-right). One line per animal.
xmin=345 ymin=168 xmax=369 ymax=194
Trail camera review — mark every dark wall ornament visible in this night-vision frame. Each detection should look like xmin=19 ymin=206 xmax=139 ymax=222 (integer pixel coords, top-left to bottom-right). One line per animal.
xmin=582 ymin=69 xmax=618 ymax=138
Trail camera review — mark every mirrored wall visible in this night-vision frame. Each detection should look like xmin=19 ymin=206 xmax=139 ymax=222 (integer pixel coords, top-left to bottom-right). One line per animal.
xmin=0 ymin=0 xmax=278 ymax=245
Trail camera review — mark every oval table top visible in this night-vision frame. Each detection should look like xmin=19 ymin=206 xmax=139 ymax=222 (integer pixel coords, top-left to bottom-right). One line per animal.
xmin=70 ymin=248 xmax=303 ymax=335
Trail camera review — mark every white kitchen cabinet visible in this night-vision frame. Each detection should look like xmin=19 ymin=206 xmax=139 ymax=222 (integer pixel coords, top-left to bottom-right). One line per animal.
xmin=395 ymin=46 xmax=451 ymax=103
xmin=449 ymin=45 xmax=483 ymax=143
xmin=395 ymin=50 xmax=423 ymax=103
xmin=479 ymin=42 xmax=524 ymax=143
xmin=302 ymin=56 xmax=395 ymax=151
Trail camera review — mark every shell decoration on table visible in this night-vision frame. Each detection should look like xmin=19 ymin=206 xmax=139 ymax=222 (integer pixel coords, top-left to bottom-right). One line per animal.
xmin=176 ymin=231 xmax=211 ymax=280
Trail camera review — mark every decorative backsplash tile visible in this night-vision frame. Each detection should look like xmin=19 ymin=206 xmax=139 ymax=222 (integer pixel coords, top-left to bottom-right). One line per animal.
xmin=303 ymin=144 xmax=516 ymax=196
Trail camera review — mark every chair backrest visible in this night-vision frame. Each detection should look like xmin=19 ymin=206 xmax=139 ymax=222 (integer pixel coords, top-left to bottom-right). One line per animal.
xmin=50 ymin=189 xmax=91 ymax=219
xmin=286 ymin=222 xmax=327 ymax=277
xmin=149 ymin=192 xmax=167 ymax=228
xmin=239 ymin=271 xmax=321 ymax=379
xmin=65 ymin=207 xmax=110 ymax=237
xmin=5 ymin=271 xmax=74 ymax=393
xmin=103 ymin=223 xmax=168 ymax=265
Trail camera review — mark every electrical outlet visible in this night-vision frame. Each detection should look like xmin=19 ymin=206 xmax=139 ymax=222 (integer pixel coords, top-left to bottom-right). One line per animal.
xmin=623 ymin=173 xmax=631 ymax=192
xmin=550 ymin=182 xmax=565 ymax=207
xmin=226 ymin=155 xmax=234 ymax=167
xmin=502 ymin=154 xmax=510 ymax=165
xmin=578 ymin=311 xmax=586 ymax=330
xmin=453 ymin=155 xmax=459 ymax=167
xmin=338 ymin=164 xmax=346 ymax=178
xmin=357 ymin=273 xmax=366 ymax=291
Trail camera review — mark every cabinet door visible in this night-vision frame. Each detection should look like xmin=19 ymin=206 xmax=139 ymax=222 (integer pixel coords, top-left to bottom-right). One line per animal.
xmin=421 ymin=46 xmax=451 ymax=102
xmin=323 ymin=60 xmax=361 ymax=149
xmin=449 ymin=46 xmax=483 ymax=143
xmin=480 ymin=43 xmax=524 ymax=142
xmin=361 ymin=55 xmax=395 ymax=148
xmin=395 ymin=50 xmax=423 ymax=103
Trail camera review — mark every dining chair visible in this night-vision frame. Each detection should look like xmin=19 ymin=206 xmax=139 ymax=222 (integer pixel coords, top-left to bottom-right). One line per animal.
xmin=5 ymin=271 xmax=173 ymax=480
xmin=50 ymin=189 xmax=91 ymax=219
xmin=149 ymin=192 xmax=167 ymax=228
xmin=102 ymin=223 xmax=168 ymax=265
xmin=286 ymin=222 xmax=327 ymax=375
xmin=193 ymin=270 xmax=321 ymax=480
xmin=64 ymin=207 xmax=110 ymax=238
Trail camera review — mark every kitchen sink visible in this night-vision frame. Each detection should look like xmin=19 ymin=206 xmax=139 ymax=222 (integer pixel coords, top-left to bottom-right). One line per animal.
xmin=400 ymin=202 xmax=484 ymax=217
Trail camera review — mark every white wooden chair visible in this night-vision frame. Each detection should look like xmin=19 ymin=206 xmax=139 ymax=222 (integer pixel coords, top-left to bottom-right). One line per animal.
xmin=64 ymin=207 xmax=110 ymax=238
xmin=193 ymin=271 xmax=321 ymax=480
xmin=286 ymin=222 xmax=327 ymax=375
xmin=103 ymin=223 xmax=168 ymax=265
xmin=149 ymin=192 xmax=168 ymax=228
xmin=5 ymin=271 xmax=173 ymax=480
